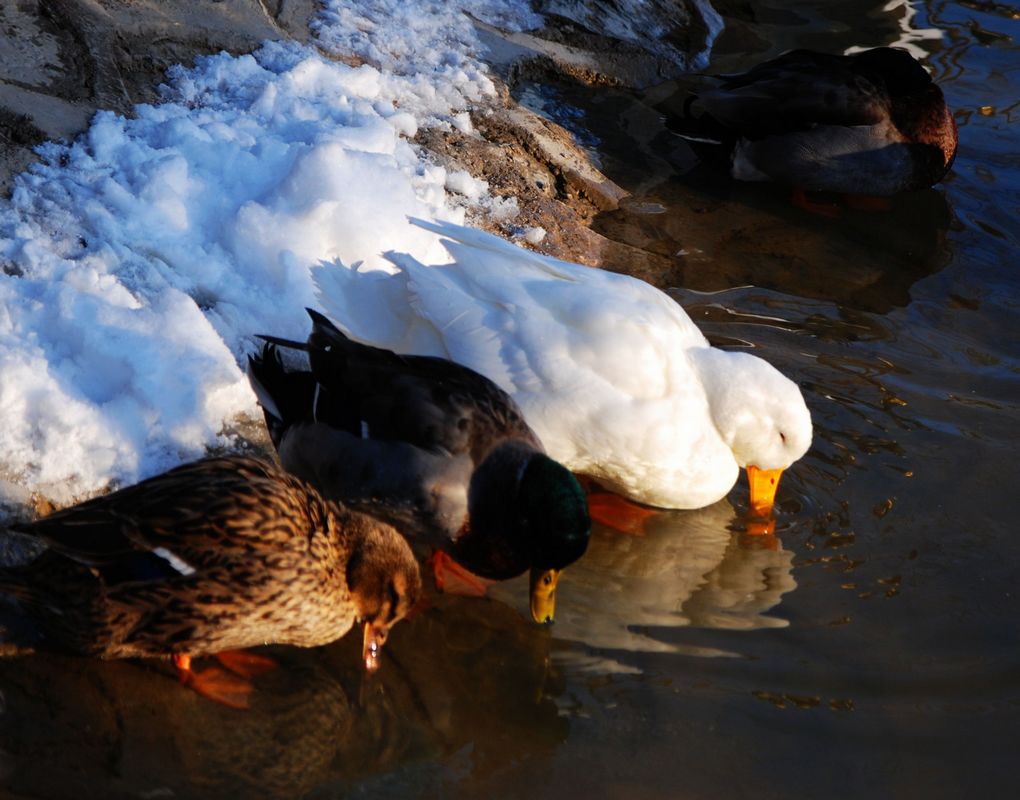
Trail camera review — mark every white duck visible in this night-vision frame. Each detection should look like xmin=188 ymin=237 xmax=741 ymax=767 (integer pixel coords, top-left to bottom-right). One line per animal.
xmin=313 ymin=219 xmax=812 ymax=513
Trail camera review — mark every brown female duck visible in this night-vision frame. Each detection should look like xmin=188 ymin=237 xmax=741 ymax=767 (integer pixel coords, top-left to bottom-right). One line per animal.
xmin=0 ymin=456 xmax=421 ymax=706
xmin=668 ymin=47 xmax=958 ymax=199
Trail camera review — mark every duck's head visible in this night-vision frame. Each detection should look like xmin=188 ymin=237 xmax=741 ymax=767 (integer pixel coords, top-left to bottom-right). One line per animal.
xmin=852 ymin=47 xmax=958 ymax=182
xmin=691 ymin=348 xmax=813 ymax=518
xmin=456 ymin=443 xmax=592 ymax=624
xmin=345 ymin=517 xmax=422 ymax=672
xmin=851 ymin=47 xmax=933 ymax=97
xmin=519 ymin=453 xmax=592 ymax=624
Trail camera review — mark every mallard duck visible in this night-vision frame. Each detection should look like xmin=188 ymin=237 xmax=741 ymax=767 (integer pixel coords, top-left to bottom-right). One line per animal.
xmin=313 ymin=218 xmax=813 ymax=515
xmin=247 ymin=310 xmax=591 ymax=624
xmin=0 ymin=456 xmax=421 ymax=706
xmin=666 ymin=47 xmax=958 ymax=197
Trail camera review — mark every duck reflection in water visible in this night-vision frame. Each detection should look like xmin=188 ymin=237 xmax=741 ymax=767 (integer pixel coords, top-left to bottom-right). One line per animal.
xmin=594 ymin=172 xmax=953 ymax=315
xmin=489 ymin=499 xmax=796 ymax=667
xmin=0 ymin=592 xmax=569 ymax=799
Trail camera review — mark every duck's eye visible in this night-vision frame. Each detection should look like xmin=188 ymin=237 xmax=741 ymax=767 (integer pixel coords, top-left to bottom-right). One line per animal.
xmin=780 ymin=432 xmax=787 ymax=444
xmin=543 ymin=574 xmax=553 ymax=586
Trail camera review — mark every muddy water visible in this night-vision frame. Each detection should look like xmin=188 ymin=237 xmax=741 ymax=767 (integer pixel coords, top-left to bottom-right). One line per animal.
xmin=1 ymin=1 xmax=1018 ymax=798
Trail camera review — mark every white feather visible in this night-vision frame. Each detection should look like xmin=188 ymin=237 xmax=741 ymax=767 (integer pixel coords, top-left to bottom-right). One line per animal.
xmin=313 ymin=219 xmax=812 ymax=509
xmin=153 ymin=547 xmax=196 ymax=577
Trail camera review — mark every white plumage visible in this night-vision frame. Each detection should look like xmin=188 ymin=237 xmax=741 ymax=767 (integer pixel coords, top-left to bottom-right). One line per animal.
xmin=313 ymin=218 xmax=812 ymax=509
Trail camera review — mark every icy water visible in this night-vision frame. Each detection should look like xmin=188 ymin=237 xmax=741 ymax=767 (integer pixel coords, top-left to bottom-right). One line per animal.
xmin=1 ymin=1 xmax=1018 ymax=798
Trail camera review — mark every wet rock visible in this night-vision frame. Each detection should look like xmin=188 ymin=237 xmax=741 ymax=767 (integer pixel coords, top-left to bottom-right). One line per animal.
xmin=474 ymin=0 xmax=722 ymax=88
xmin=416 ymin=95 xmax=677 ymax=281
xmin=0 ymin=0 xmax=317 ymax=195
xmin=0 ymin=0 xmax=718 ymax=268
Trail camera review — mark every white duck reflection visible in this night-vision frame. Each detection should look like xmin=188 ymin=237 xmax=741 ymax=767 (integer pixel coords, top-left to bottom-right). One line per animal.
xmin=490 ymin=499 xmax=796 ymax=661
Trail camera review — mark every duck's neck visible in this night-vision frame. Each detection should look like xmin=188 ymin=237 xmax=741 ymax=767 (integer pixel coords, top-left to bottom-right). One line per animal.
xmin=447 ymin=441 xmax=539 ymax=580
xmin=686 ymin=347 xmax=737 ymax=448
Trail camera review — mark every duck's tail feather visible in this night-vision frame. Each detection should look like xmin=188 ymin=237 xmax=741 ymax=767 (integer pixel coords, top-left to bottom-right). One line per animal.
xmin=0 ymin=558 xmax=93 ymax=653
xmin=246 ymin=344 xmax=317 ymax=448
xmin=660 ymin=93 xmax=736 ymax=164
xmin=305 ymin=307 xmax=352 ymax=354
xmin=312 ymin=258 xmax=440 ymax=355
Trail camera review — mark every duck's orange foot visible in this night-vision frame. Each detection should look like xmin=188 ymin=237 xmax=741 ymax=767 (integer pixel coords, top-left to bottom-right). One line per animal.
xmin=173 ymin=653 xmax=253 ymax=709
xmin=587 ymin=492 xmax=657 ymax=536
xmin=791 ymin=186 xmax=841 ymax=218
xmin=214 ymin=649 xmax=277 ymax=678
xmin=429 ymin=551 xmax=492 ymax=597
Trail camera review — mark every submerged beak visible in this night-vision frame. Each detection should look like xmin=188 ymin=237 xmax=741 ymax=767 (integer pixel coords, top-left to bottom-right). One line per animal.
xmin=747 ymin=465 xmax=783 ymax=517
xmin=529 ymin=567 xmax=561 ymax=624
xmin=362 ymin=621 xmax=388 ymax=673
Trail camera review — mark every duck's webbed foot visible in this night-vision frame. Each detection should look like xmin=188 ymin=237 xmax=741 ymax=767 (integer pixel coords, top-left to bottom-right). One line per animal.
xmin=173 ymin=653 xmax=255 ymax=709
xmin=429 ymin=550 xmax=492 ymax=597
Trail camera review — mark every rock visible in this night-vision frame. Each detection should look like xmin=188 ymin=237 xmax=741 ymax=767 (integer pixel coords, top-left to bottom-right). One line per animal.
xmin=0 ymin=0 xmax=317 ymax=195
xmin=473 ymin=0 xmax=723 ymax=88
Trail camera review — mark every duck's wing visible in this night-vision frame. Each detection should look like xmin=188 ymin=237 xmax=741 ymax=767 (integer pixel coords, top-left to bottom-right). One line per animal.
xmin=249 ymin=330 xmax=485 ymax=543
xmin=375 ymin=222 xmax=710 ymax=478
xmin=272 ymin=310 xmax=541 ymax=461
xmin=247 ymin=344 xmax=318 ymax=449
xmin=698 ymin=50 xmax=889 ymax=136
xmin=275 ymin=421 xmax=471 ymax=548
xmin=13 ymin=458 xmax=313 ymax=583
xmin=400 ymin=218 xmax=707 ymax=396
xmin=312 ymin=219 xmax=740 ymax=504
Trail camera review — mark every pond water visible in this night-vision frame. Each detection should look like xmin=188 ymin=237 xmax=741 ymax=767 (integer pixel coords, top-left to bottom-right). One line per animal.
xmin=1 ymin=1 xmax=1018 ymax=797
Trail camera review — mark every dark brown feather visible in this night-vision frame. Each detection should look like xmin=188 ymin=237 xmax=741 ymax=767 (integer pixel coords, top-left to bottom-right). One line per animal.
xmin=1 ymin=456 xmax=421 ymax=660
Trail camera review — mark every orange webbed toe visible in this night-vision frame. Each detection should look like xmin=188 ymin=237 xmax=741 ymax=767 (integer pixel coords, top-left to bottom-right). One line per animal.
xmin=173 ymin=654 xmax=254 ymax=710
xmin=214 ymin=649 xmax=278 ymax=678
xmin=791 ymin=186 xmax=841 ymax=218
xmin=586 ymin=491 xmax=658 ymax=536
xmin=429 ymin=551 xmax=493 ymax=597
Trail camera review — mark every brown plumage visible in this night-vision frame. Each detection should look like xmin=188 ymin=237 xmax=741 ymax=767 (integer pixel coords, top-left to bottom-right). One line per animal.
xmin=0 ymin=456 xmax=421 ymax=665
xmin=666 ymin=47 xmax=958 ymax=195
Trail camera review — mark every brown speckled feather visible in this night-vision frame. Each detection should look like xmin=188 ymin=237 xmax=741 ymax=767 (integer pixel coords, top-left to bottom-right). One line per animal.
xmin=1 ymin=457 xmax=421 ymax=659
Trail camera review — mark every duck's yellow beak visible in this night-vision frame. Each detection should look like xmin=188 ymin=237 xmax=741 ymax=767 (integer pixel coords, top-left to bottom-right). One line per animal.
xmin=747 ymin=465 xmax=783 ymax=517
xmin=362 ymin=621 xmax=388 ymax=672
xmin=529 ymin=567 xmax=560 ymax=624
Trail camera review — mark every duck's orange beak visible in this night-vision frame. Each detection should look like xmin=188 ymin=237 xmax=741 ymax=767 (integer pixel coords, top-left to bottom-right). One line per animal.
xmin=747 ymin=466 xmax=783 ymax=517
xmin=362 ymin=621 xmax=388 ymax=673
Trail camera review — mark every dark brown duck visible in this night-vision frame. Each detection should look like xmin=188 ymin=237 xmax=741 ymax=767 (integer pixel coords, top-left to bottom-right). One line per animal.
xmin=666 ymin=47 xmax=958 ymax=196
